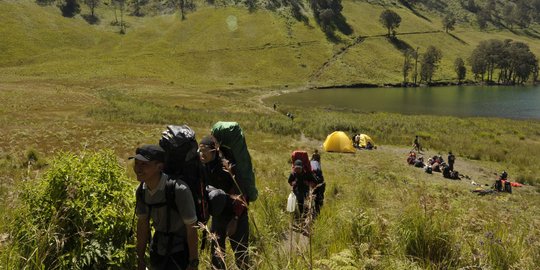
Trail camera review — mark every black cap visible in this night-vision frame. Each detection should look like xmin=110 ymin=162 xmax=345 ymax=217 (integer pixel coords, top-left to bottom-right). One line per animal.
xmin=199 ymin=135 xmax=216 ymax=149
xmin=129 ymin=145 xmax=165 ymax=162
xmin=294 ymin=159 xmax=303 ymax=168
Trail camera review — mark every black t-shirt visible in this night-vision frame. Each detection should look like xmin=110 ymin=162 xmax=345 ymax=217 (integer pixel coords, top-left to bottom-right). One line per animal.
xmin=288 ymin=171 xmax=317 ymax=195
xmin=203 ymin=156 xmax=239 ymax=194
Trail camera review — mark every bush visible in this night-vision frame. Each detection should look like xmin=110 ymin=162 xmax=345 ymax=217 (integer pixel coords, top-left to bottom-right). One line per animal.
xmin=7 ymin=150 xmax=135 ymax=269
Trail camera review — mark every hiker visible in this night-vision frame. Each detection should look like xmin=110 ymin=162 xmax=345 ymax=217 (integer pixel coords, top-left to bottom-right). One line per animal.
xmin=288 ymin=159 xmax=318 ymax=219
xmin=311 ymin=149 xmax=321 ymax=163
xmin=198 ymin=136 xmax=249 ymax=270
xmin=273 ymin=103 xmax=277 ymax=110
xmin=310 ymin=151 xmax=325 ymax=216
xmin=133 ymin=144 xmax=199 ymax=270
xmin=448 ymin=152 xmax=456 ymax=171
xmin=412 ymin=135 xmax=421 ymax=153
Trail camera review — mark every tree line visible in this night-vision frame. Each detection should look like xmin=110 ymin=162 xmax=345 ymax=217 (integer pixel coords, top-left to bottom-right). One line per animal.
xmin=400 ymin=39 xmax=539 ymax=86
xmin=379 ymin=8 xmax=538 ymax=85
xmin=469 ymin=39 xmax=539 ymax=84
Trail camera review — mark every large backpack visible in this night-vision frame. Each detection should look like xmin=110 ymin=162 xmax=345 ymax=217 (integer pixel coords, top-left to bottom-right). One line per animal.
xmin=156 ymin=125 xmax=209 ymax=225
xmin=291 ymin=150 xmax=312 ymax=173
xmin=211 ymin=122 xmax=258 ymax=202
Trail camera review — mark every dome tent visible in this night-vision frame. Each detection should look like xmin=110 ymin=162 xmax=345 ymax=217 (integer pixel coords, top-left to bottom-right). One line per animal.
xmin=323 ymin=131 xmax=356 ymax=153
xmin=359 ymin=134 xmax=375 ymax=148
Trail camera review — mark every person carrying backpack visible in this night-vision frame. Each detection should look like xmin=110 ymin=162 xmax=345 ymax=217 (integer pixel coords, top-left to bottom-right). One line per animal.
xmin=288 ymin=159 xmax=318 ymax=219
xmin=198 ymin=136 xmax=249 ymax=270
xmin=133 ymin=145 xmax=199 ymax=270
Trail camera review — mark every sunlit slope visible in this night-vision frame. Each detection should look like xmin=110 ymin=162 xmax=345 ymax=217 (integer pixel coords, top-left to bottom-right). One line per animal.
xmin=315 ymin=1 xmax=540 ymax=86
xmin=1 ymin=0 xmax=540 ymax=87
xmin=0 ymin=1 xmax=331 ymax=87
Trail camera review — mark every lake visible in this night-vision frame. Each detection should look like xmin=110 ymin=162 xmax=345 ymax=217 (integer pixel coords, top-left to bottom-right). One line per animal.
xmin=265 ymin=85 xmax=540 ymax=119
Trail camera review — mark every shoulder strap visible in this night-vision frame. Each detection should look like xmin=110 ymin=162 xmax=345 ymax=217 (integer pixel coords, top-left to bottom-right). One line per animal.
xmin=164 ymin=179 xmax=178 ymax=212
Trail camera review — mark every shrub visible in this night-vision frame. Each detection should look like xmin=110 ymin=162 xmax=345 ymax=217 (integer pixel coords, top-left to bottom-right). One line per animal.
xmin=7 ymin=150 xmax=135 ymax=269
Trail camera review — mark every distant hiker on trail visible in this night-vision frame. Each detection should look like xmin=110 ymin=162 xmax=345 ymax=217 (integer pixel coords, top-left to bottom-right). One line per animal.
xmin=132 ymin=144 xmax=199 ymax=270
xmin=273 ymin=103 xmax=277 ymax=110
xmin=309 ymin=151 xmax=325 ymax=216
xmin=288 ymin=159 xmax=318 ymax=219
xmin=448 ymin=151 xmax=456 ymax=171
xmin=198 ymin=136 xmax=249 ymax=270
xmin=412 ymin=135 xmax=422 ymax=153
xmin=311 ymin=149 xmax=321 ymax=164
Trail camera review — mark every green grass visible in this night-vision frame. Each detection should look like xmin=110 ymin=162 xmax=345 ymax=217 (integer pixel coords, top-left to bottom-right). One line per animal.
xmin=2 ymin=0 xmax=540 ymax=87
xmin=1 ymin=0 xmax=540 ymax=269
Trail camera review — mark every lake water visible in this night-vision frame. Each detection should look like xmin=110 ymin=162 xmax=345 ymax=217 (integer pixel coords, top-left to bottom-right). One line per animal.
xmin=266 ymin=85 xmax=540 ymax=119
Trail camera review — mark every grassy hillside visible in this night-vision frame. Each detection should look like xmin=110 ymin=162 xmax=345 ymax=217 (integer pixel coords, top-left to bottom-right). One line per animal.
xmin=1 ymin=0 xmax=540 ymax=88
xmin=1 ymin=0 xmax=540 ymax=269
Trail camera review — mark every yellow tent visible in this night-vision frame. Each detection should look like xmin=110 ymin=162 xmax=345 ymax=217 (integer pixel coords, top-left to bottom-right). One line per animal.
xmin=323 ymin=131 xmax=356 ymax=153
xmin=359 ymin=134 xmax=375 ymax=148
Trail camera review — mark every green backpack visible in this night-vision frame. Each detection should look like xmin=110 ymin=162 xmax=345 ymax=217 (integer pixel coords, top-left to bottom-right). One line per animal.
xmin=211 ymin=121 xmax=258 ymax=202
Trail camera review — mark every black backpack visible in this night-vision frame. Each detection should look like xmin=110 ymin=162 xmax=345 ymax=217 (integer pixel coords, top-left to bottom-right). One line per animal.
xmin=157 ymin=125 xmax=209 ymax=225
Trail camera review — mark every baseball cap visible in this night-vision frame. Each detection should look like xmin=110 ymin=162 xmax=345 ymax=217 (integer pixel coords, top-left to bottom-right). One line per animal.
xmin=294 ymin=159 xmax=303 ymax=168
xmin=129 ymin=145 xmax=165 ymax=162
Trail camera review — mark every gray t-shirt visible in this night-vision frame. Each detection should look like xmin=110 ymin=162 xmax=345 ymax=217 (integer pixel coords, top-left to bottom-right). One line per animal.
xmin=136 ymin=173 xmax=197 ymax=255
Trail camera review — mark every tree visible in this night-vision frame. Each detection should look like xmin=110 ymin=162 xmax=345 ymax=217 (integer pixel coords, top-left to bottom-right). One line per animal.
xmin=60 ymin=0 xmax=81 ymax=17
xmin=379 ymin=9 xmax=401 ymax=37
xmin=310 ymin=0 xmax=350 ymax=38
xmin=476 ymin=9 xmax=490 ymax=30
xmin=402 ymin=50 xmax=414 ymax=84
xmin=469 ymin=39 xmax=538 ymax=84
xmin=514 ymin=0 xmax=532 ymax=28
xmin=130 ymin=0 xmax=146 ymax=16
xmin=533 ymin=0 xmax=540 ymax=23
xmin=170 ymin=0 xmax=195 ymax=20
xmin=454 ymin=57 xmax=467 ymax=83
xmin=485 ymin=0 xmax=496 ymax=15
xmin=84 ymin=0 xmax=100 ymax=17
xmin=112 ymin=0 xmax=126 ymax=33
xmin=463 ymin=0 xmax=478 ymax=13
xmin=442 ymin=14 xmax=456 ymax=33
xmin=502 ymin=3 xmax=515 ymax=29
xmin=419 ymin=46 xmax=442 ymax=83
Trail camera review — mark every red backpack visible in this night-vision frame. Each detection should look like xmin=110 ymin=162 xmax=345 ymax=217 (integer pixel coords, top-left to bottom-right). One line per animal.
xmin=291 ymin=150 xmax=312 ymax=173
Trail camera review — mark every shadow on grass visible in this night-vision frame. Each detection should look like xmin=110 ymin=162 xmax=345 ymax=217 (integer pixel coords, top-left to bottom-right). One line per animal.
xmin=398 ymin=0 xmax=431 ymax=22
xmin=523 ymin=29 xmax=540 ymax=39
xmin=447 ymin=32 xmax=468 ymax=45
xmin=82 ymin=14 xmax=100 ymax=25
xmin=387 ymin=36 xmax=413 ymax=54
xmin=321 ymin=14 xmax=353 ymax=43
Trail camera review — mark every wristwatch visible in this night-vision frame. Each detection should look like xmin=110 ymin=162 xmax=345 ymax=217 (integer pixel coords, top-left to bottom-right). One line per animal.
xmin=189 ymin=258 xmax=199 ymax=268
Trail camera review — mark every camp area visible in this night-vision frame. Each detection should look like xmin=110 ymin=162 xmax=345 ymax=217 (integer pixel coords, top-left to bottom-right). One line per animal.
xmin=2 ymin=0 xmax=540 ymax=269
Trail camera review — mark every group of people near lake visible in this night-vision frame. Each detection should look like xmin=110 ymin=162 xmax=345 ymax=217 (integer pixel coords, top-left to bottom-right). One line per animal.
xmin=132 ymin=123 xmax=326 ymax=270
xmin=407 ymin=136 xmax=460 ymax=180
